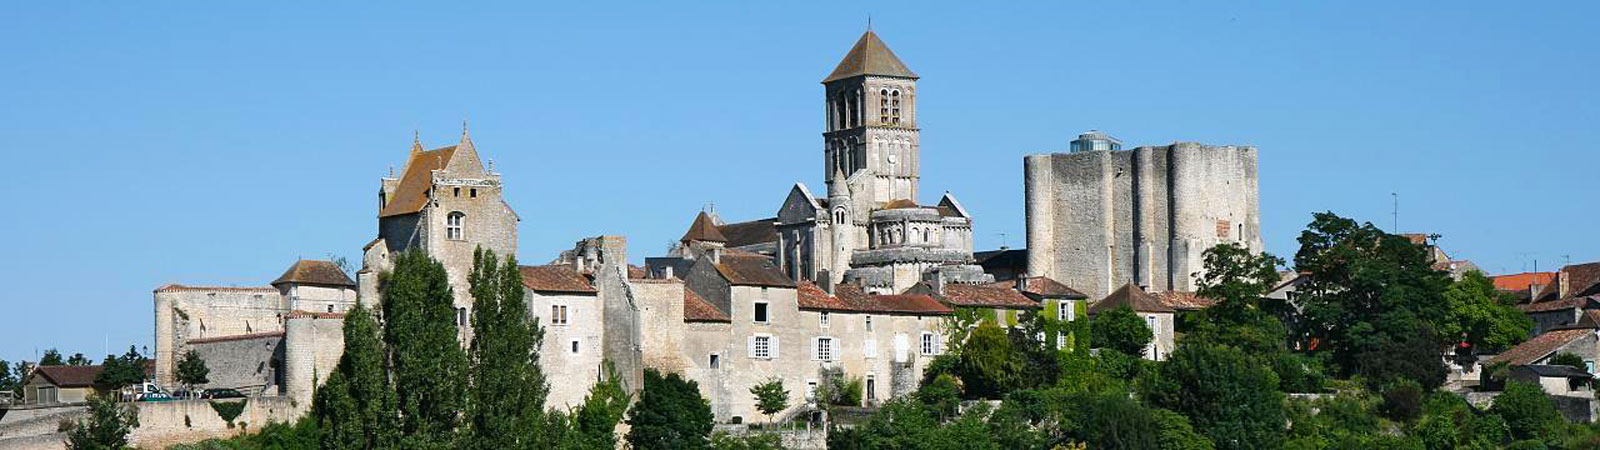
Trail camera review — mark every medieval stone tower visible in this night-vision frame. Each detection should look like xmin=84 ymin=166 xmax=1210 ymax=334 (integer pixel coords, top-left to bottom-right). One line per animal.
xmin=1024 ymin=132 xmax=1261 ymax=300
xmin=823 ymin=29 xmax=921 ymax=218
xmin=361 ymin=127 xmax=519 ymax=341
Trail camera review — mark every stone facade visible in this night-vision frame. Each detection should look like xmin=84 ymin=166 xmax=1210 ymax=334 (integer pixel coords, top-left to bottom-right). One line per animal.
xmin=1025 ymin=138 xmax=1262 ymax=300
xmin=186 ymin=332 xmax=285 ymax=395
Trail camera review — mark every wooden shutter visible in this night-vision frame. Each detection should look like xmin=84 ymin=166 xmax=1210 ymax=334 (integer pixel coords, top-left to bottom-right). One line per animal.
xmin=771 ymin=336 xmax=780 ymax=359
xmin=747 ymin=335 xmax=757 ymax=358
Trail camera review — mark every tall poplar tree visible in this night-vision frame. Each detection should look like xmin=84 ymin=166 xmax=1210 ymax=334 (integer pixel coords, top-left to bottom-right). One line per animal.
xmin=382 ymin=250 xmax=470 ymax=448
xmin=465 ymin=248 xmax=549 ymax=449
xmin=315 ymin=302 xmax=398 ymax=450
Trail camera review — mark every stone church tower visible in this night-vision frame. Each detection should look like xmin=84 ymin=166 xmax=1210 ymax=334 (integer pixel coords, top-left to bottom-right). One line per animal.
xmin=823 ymin=29 xmax=922 ymax=217
xmin=360 ymin=126 xmax=519 ymax=342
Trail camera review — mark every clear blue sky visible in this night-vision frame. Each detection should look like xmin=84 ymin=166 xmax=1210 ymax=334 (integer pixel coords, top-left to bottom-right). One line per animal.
xmin=2 ymin=2 xmax=1595 ymax=362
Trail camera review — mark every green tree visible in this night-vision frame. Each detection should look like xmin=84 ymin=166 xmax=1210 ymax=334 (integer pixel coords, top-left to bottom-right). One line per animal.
xmin=1414 ymin=392 xmax=1506 ymax=450
xmin=917 ymin=373 xmax=962 ymax=420
xmin=1548 ymin=352 xmax=1586 ymax=372
xmin=41 ymin=348 xmax=64 ymax=366
xmin=94 ymin=346 xmax=149 ymax=391
xmin=1293 ymin=212 xmax=1452 ymax=388
xmin=381 ymin=250 xmax=470 ymax=447
xmin=68 ymin=353 xmax=93 ymax=366
xmin=1189 ymin=243 xmax=1290 ymax=356
xmin=314 ymin=302 xmax=399 ymax=450
xmin=1050 ymin=391 xmax=1163 ymax=450
xmin=1092 ymin=305 xmax=1152 ymax=357
xmin=1490 ymin=381 xmax=1564 ymax=444
xmin=956 ymin=323 xmax=1024 ymax=399
xmin=711 ymin=432 xmax=783 ymax=450
xmin=67 ymin=394 xmax=139 ymax=450
xmin=0 ymin=360 xmax=17 ymax=400
xmin=175 ymin=349 xmax=210 ymax=394
xmin=627 ymin=369 xmax=714 ymax=450
xmin=750 ymin=377 xmax=789 ymax=428
xmin=1440 ymin=271 xmax=1533 ymax=353
xmin=7 ymin=361 xmax=24 ymax=398
xmin=1152 ymin=408 xmax=1217 ymax=450
xmin=465 ymin=248 xmax=549 ymax=450
xmin=557 ymin=361 xmax=632 ymax=450
xmin=1141 ymin=343 xmax=1286 ymax=450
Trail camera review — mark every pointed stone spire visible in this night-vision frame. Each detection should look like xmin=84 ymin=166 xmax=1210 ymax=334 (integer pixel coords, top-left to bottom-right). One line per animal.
xmin=827 ymin=163 xmax=851 ymax=198
xmin=411 ymin=130 xmax=423 ymax=154
xmin=458 ymin=118 xmax=475 ymax=151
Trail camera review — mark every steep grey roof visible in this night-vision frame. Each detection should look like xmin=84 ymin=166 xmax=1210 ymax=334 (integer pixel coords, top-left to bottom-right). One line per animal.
xmin=718 ymin=218 xmax=778 ymax=248
xmin=823 ymin=30 xmax=918 ymax=83
xmin=680 ymin=211 xmax=728 ymax=243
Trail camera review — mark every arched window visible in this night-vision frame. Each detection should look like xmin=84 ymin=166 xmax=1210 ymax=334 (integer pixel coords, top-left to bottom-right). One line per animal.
xmin=891 ymin=90 xmax=901 ymax=124
xmin=446 ymin=212 xmax=465 ymax=240
xmin=924 ymin=228 xmax=932 ymax=242
xmin=879 ymin=89 xmax=889 ymax=123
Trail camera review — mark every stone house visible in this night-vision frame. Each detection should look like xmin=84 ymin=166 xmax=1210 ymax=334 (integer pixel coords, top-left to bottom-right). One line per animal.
xmin=905 ymin=281 xmax=1039 ymax=328
xmin=1510 ymin=365 xmax=1593 ymax=397
xmin=1006 ymin=276 xmax=1092 ymax=351
xmin=1522 ymin=297 xmax=1600 ymax=337
xmin=1488 ymin=326 xmax=1600 ymax=376
xmin=1088 ymin=284 xmax=1177 ymax=361
xmin=520 ymin=264 xmax=607 ymax=410
xmin=22 ymin=366 xmax=102 ymax=405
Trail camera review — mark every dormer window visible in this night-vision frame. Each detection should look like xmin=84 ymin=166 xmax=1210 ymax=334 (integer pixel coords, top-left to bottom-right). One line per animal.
xmin=446 ymin=212 xmax=465 ymax=240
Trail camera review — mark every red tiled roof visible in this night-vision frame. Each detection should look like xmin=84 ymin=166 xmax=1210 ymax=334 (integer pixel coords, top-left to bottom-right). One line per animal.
xmin=987 ymin=276 xmax=1088 ymax=299
xmin=680 ymin=211 xmax=728 ymax=243
xmin=154 ymin=284 xmax=276 ymax=293
xmin=520 ymin=265 xmax=597 ymax=294
xmin=628 ymin=265 xmax=649 ymax=280
xmin=1494 ymin=272 xmax=1557 ymax=292
xmin=797 ymin=282 xmax=856 ymax=311
xmin=683 ymin=288 xmax=729 ymax=323
xmin=713 ymin=254 xmax=795 ymax=288
xmin=379 ymin=146 xmax=457 ymax=218
xmin=1090 ymin=283 xmax=1176 ymax=314
xmin=285 ymin=311 xmax=345 ymax=319
xmin=1152 ymin=291 xmax=1215 ymax=311
xmin=188 ymin=331 xmax=286 ymax=344
xmin=32 ymin=365 xmax=104 ymax=388
xmin=272 ymin=260 xmax=355 ymax=287
xmin=1565 ymin=262 xmax=1600 ymax=298
xmin=935 ymin=284 xmax=1039 ymax=309
xmin=836 ymin=284 xmax=953 ymax=315
xmin=1488 ymin=328 xmax=1594 ymax=366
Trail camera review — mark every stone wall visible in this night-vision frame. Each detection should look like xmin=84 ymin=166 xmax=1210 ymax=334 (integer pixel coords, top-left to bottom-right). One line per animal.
xmin=154 ymin=286 xmax=285 ymax=388
xmin=128 ymin=396 xmax=300 ymax=449
xmin=528 ymin=289 xmax=605 ymax=410
xmin=189 ymin=333 xmax=285 ymax=394
xmin=282 ymin=314 xmax=344 ymax=406
xmin=1025 ymin=142 xmax=1261 ymax=299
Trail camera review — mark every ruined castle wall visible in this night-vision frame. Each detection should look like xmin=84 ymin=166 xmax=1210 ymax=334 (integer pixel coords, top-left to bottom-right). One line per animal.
xmin=153 ymin=288 xmax=283 ymax=388
xmin=631 ymin=280 xmax=687 ymax=375
xmin=188 ymin=334 xmax=283 ymax=395
xmin=1024 ymin=143 xmax=1260 ymax=299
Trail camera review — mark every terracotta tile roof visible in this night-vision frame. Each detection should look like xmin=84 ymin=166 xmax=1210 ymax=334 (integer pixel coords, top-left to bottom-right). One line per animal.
xmin=272 ymin=260 xmax=355 ymax=287
xmin=520 ymin=265 xmax=597 ymax=294
xmin=154 ymin=284 xmax=276 ymax=293
xmin=932 ymin=283 xmax=1040 ymax=309
xmin=1090 ymin=283 xmax=1176 ymax=314
xmin=1488 ymin=328 xmax=1594 ymax=366
xmin=823 ymin=30 xmax=919 ymax=82
xmin=718 ymin=218 xmax=779 ymax=248
xmin=1152 ymin=291 xmax=1215 ymax=311
xmin=627 ymin=265 xmax=648 ymax=280
xmin=683 ymin=288 xmax=729 ymax=323
xmin=32 ymin=365 xmax=104 ymax=388
xmin=1518 ymin=297 xmax=1587 ymax=313
xmin=680 ymin=211 xmax=728 ymax=243
xmin=988 ymin=276 xmax=1088 ymax=299
xmin=1576 ymin=309 xmax=1600 ymax=329
xmin=1494 ymin=272 xmax=1558 ymax=292
xmin=795 ymin=283 xmax=953 ymax=315
xmin=713 ymin=254 xmax=795 ymax=287
xmin=379 ymin=146 xmax=457 ymax=218
xmin=285 ymin=311 xmax=345 ymax=319
xmin=1565 ymin=262 xmax=1600 ymax=298
xmin=188 ymin=331 xmax=286 ymax=344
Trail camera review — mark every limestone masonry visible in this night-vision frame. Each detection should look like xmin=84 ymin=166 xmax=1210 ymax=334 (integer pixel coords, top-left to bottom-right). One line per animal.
xmin=141 ymin=29 xmax=1266 ymax=438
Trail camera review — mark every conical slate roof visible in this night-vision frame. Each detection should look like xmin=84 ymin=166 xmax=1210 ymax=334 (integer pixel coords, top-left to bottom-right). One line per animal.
xmin=823 ymin=30 xmax=918 ymax=83
xmin=680 ymin=211 xmax=728 ymax=243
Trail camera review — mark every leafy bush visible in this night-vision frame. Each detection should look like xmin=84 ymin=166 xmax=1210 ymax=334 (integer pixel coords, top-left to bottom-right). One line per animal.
xmin=211 ymin=400 xmax=247 ymax=426
xmin=710 ymin=432 xmax=782 ymax=450
xmin=1379 ymin=379 xmax=1424 ymax=423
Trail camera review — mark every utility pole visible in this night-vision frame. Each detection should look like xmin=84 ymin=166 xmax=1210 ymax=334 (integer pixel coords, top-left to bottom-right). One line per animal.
xmin=1391 ymin=192 xmax=1399 ymax=234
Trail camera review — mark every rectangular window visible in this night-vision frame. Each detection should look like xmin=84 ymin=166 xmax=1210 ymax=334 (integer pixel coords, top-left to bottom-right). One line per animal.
xmin=470 ymin=188 xmax=477 ymax=198
xmin=752 ymin=335 xmax=772 ymax=359
xmin=551 ymin=305 xmax=569 ymax=326
xmin=709 ymin=354 xmax=721 ymax=369
xmin=1146 ymin=315 xmax=1158 ymax=337
xmin=754 ymin=302 xmax=769 ymax=324
xmin=866 ymin=375 xmax=876 ymax=400
xmin=457 ymin=308 xmax=468 ymax=327
xmin=815 ymin=337 xmax=834 ymax=361
xmin=453 ymin=187 xmax=460 ymax=197
xmin=1057 ymin=332 xmax=1066 ymax=350
xmin=921 ymin=332 xmax=937 ymax=355
xmin=807 ymin=380 xmax=819 ymax=399
xmin=820 ymin=312 xmax=830 ymax=328
xmin=865 ymin=315 xmax=873 ymax=331
xmin=570 ymin=340 xmax=580 ymax=354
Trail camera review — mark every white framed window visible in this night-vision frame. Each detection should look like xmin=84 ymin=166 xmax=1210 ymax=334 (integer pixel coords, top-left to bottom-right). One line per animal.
xmin=1059 ymin=301 xmax=1076 ymax=322
xmin=754 ymin=302 xmax=770 ymax=324
xmin=749 ymin=334 xmax=778 ymax=360
xmin=446 ymin=212 xmax=466 ymax=241
xmin=921 ymin=331 xmax=939 ymax=355
xmin=820 ymin=312 xmax=830 ymax=328
xmin=813 ymin=337 xmax=837 ymax=362
xmin=1056 ymin=332 xmax=1066 ymax=350
xmin=1146 ymin=315 xmax=1158 ymax=337
xmin=893 ymin=333 xmax=909 ymax=363
xmin=806 ymin=379 xmax=819 ymax=400
xmin=551 ymin=305 xmax=569 ymax=326
xmin=865 ymin=315 xmax=874 ymax=331
xmin=864 ymin=338 xmax=877 ymax=358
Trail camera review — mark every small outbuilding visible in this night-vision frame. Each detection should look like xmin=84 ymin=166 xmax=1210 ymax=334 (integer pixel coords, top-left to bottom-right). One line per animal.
xmin=1510 ymin=364 xmax=1593 ymax=396
xmin=22 ymin=365 xmax=103 ymax=405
